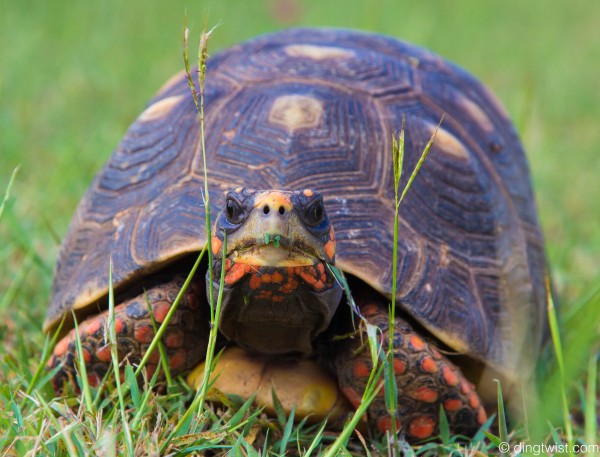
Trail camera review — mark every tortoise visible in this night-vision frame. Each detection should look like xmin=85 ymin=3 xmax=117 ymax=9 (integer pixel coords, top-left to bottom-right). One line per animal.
xmin=45 ymin=28 xmax=549 ymax=440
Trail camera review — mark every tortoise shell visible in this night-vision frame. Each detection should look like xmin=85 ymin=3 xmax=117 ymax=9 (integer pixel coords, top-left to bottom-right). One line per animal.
xmin=46 ymin=28 xmax=548 ymax=383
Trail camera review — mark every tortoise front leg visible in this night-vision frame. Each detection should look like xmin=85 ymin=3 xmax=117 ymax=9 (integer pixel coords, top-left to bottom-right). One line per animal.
xmin=47 ymin=274 xmax=209 ymax=393
xmin=333 ymin=294 xmax=487 ymax=441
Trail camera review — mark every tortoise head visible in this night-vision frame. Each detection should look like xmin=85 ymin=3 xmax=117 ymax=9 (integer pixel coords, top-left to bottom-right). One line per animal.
xmin=208 ymin=188 xmax=343 ymax=356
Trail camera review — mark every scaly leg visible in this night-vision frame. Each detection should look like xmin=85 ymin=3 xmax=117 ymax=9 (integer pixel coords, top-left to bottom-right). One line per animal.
xmin=48 ymin=274 xmax=208 ymax=393
xmin=334 ymin=294 xmax=487 ymax=441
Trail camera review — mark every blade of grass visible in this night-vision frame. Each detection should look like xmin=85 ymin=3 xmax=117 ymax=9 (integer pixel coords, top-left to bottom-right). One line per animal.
xmin=161 ymin=236 xmax=227 ymax=451
xmin=303 ymin=421 xmax=327 ymax=457
xmin=0 ymin=165 xmax=20 ymax=223
xmin=26 ymin=314 xmax=67 ymax=396
xmin=397 ymin=116 xmax=442 ymax=206
xmin=385 ymin=126 xmax=405 ymax=441
xmin=585 ymin=351 xmax=597 ymax=448
xmin=495 ymin=379 xmax=509 ymax=457
xmin=438 ymin=404 xmax=450 ymax=446
xmin=71 ymin=311 xmax=94 ymax=413
xmin=35 ymin=392 xmax=81 ymax=457
xmin=278 ymin=405 xmax=296 ymax=455
xmin=130 ymin=363 xmax=163 ymax=430
xmin=107 ymin=260 xmax=134 ymax=455
xmin=546 ymin=276 xmax=574 ymax=454
xmin=384 ymin=119 xmax=439 ymax=450
xmin=321 ymin=362 xmax=385 ymax=457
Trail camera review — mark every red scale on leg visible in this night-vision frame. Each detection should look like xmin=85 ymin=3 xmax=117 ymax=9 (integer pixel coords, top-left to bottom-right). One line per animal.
xmin=152 ymin=301 xmax=171 ymax=323
xmin=477 ymin=406 xmax=487 ymax=425
xmin=393 ymin=358 xmax=406 ymax=375
xmin=168 ymin=349 xmax=187 ymax=371
xmin=134 ymin=324 xmax=155 ymax=344
xmin=409 ymin=415 xmax=436 ymax=440
xmin=352 ymin=360 xmax=372 ymax=378
xmin=96 ymin=345 xmax=112 ymax=363
xmin=341 ymin=386 xmax=362 ymax=409
xmin=411 ymin=386 xmax=438 ymax=403
xmin=441 ymin=365 xmax=460 ymax=387
xmin=164 ymin=329 xmax=184 ymax=348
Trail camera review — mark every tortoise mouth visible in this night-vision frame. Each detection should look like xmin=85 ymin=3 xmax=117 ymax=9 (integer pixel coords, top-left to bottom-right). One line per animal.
xmin=229 ymin=244 xmax=318 ymax=268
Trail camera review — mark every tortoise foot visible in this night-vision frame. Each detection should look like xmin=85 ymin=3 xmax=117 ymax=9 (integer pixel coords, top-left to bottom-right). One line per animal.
xmin=334 ymin=296 xmax=487 ymax=441
xmin=47 ymin=274 xmax=208 ymax=393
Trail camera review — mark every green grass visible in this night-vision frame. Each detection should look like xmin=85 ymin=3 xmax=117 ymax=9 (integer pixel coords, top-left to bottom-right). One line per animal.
xmin=1 ymin=0 xmax=600 ymax=455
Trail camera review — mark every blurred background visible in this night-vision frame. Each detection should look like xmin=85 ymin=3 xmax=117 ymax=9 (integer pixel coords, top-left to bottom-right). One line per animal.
xmin=1 ymin=0 xmax=599 ymax=427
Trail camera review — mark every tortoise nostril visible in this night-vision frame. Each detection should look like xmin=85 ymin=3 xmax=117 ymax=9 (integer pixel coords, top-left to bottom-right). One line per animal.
xmin=263 ymin=205 xmax=270 ymax=215
xmin=278 ymin=206 xmax=285 ymax=215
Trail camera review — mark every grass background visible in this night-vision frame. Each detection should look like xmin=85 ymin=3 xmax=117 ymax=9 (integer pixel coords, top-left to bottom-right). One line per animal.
xmin=1 ymin=0 xmax=599 ymax=453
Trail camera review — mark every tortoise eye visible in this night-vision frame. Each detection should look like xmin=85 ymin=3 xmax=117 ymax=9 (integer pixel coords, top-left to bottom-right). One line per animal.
xmin=225 ymin=198 xmax=245 ymax=224
xmin=305 ymin=200 xmax=325 ymax=227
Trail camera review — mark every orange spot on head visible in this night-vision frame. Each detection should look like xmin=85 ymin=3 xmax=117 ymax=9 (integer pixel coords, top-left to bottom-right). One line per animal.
xmin=271 ymin=271 xmax=284 ymax=283
xmin=303 ymin=189 xmax=314 ymax=197
xmin=412 ymin=386 xmax=438 ymax=403
xmin=420 ymin=356 xmax=438 ymax=373
xmin=298 ymin=267 xmax=318 ymax=286
xmin=409 ymin=335 xmax=426 ymax=351
xmin=254 ymin=191 xmax=292 ymax=211
xmin=235 ymin=186 xmax=243 ymax=193
xmin=444 ymin=398 xmax=463 ymax=412
xmin=225 ymin=262 xmax=249 ymax=285
xmin=261 ymin=273 xmax=272 ymax=284
xmin=313 ymin=280 xmax=325 ymax=290
xmin=352 ymin=360 xmax=372 ymax=378
xmin=249 ymin=274 xmax=263 ymax=290
xmin=324 ymin=240 xmax=335 ymax=261
xmin=341 ymin=386 xmax=362 ymax=409
xmin=279 ymin=283 xmax=295 ymax=293
xmin=408 ymin=415 xmax=436 ymax=439
xmin=211 ymin=236 xmax=223 ymax=256
xmin=442 ymin=365 xmax=459 ymax=387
